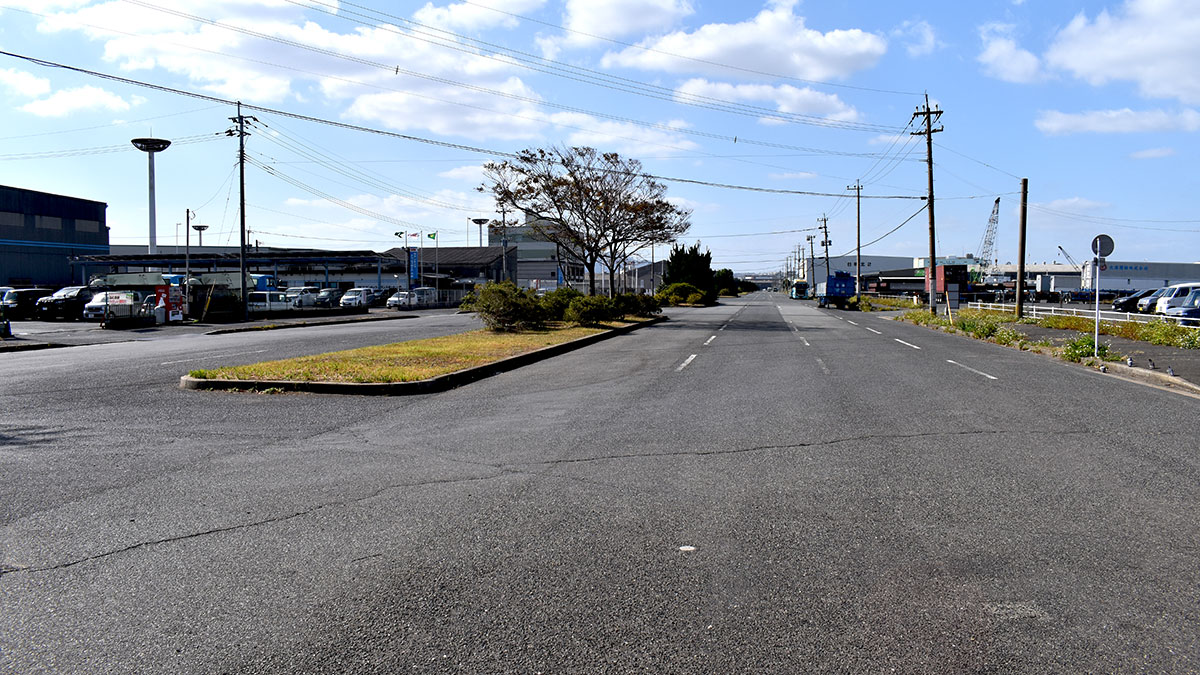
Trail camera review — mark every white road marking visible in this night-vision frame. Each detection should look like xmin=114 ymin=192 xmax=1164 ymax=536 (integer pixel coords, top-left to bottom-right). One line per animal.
xmin=815 ymin=357 xmax=830 ymax=374
xmin=864 ymin=327 xmax=882 ymax=334
xmin=719 ymin=324 xmax=727 ymax=331
xmin=703 ymin=335 xmax=716 ymax=346
xmin=676 ymin=354 xmax=698 ymax=372
xmin=161 ymin=349 xmax=269 ymax=365
xmin=846 ymin=320 xmax=858 ymax=325
xmin=894 ymin=339 xmax=921 ymax=350
xmin=798 ymin=336 xmax=810 ymax=346
xmin=947 ymin=360 xmax=998 ymax=380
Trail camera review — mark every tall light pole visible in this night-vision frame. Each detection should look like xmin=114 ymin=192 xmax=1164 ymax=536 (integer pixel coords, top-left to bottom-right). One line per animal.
xmin=470 ymin=218 xmax=488 ymax=248
xmin=184 ymin=209 xmax=195 ymax=316
xmin=131 ymin=137 xmax=171 ymax=255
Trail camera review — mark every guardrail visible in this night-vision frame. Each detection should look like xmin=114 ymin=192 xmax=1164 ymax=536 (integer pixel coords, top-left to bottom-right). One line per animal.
xmin=968 ymin=302 xmax=1165 ymax=325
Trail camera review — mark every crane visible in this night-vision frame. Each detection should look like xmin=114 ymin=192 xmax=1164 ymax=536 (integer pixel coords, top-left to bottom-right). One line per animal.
xmin=976 ymin=197 xmax=1001 ymax=278
xmin=1057 ymin=245 xmax=1082 ymax=273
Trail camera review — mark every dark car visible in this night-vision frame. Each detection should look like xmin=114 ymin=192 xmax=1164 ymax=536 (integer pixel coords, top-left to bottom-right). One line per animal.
xmin=371 ymin=288 xmax=396 ymax=307
xmin=1112 ymin=288 xmax=1157 ymax=312
xmin=35 ymin=286 xmax=95 ymax=320
xmin=1 ymin=288 xmax=55 ymax=319
xmin=313 ymin=288 xmax=344 ymax=308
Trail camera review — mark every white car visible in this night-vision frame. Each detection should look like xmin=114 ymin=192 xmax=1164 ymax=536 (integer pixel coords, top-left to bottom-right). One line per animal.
xmin=247 ymin=291 xmax=292 ymax=313
xmin=339 ymin=287 xmax=374 ymax=308
xmin=387 ymin=287 xmax=436 ymax=309
xmin=286 ymin=286 xmax=320 ymax=308
xmin=1153 ymin=282 xmax=1200 ymax=314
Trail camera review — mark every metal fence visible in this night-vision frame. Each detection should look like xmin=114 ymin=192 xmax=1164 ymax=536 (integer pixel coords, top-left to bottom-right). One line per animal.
xmin=968 ymin=302 xmax=1166 ymax=325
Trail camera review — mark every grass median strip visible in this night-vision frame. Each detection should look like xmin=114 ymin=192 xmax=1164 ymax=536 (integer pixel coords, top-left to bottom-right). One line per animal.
xmin=189 ymin=324 xmax=619 ymax=384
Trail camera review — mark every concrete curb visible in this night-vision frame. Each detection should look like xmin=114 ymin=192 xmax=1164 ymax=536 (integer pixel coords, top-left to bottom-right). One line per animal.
xmin=1092 ymin=362 xmax=1200 ymax=396
xmin=0 ymin=341 xmax=64 ymax=354
xmin=180 ymin=316 xmax=665 ymax=395
xmin=203 ymin=312 xmax=417 ymax=336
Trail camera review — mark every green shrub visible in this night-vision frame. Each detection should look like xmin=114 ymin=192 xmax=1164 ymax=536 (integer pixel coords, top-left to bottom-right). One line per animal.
xmin=718 ymin=287 xmax=739 ymax=297
xmin=1061 ymin=333 xmax=1109 ymax=362
xmin=992 ymin=327 xmax=1024 ymax=346
xmin=634 ymin=293 xmax=661 ymax=317
xmin=686 ymin=292 xmax=704 ymax=305
xmin=539 ymin=286 xmax=583 ymax=321
xmin=846 ymin=295 xmax=873 ymax=312
xmin=465 ymin=281 xmax=544 ymax=332
xmin=565 ymin=295 xmax=615 ymax=326
xmin=612 ymin=292 xmax=640 ymax=318
xmin=657 ymin=282 xmax=702 ymax=306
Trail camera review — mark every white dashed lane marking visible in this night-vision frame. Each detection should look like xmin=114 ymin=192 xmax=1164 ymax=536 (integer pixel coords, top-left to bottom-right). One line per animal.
xmin=864 ymin=327 xmax=882 ymax=334
xmin=815 ymin=357 xmax=831 ymax=374
xmin=894 ymin=339 xmax=922 ymax=350
xmin=703 ymin=335 xmax=716 ymax=346
xmin=676 ymin=354 xmax=698 ymax=372
xmin=947 ymin=360 xmax=998 ymax=380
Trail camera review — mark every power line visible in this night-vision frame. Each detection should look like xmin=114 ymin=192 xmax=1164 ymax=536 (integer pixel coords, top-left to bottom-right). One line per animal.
xmin=833 ymin=203 xmax=928 ymax=257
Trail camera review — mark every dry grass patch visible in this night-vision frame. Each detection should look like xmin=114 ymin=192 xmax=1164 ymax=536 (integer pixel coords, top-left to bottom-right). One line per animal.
xmin=192 ymin=324 xmax=620 ymax=383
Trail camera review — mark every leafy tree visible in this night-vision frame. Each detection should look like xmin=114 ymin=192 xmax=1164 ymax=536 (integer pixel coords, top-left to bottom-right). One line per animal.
xmin=480 ymin=146 xmax=690 ymax=296
xmin=713 ymin=268 xmax=737 ymax=296
xmin=661 ymin=242 xmax=715 ymax=302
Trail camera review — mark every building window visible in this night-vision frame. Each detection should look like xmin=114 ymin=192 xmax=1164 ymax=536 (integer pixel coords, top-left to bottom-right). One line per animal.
xmin=35 ymin=215 xmax=62 ymax=230
xmin=75 ymin=219 xmax=100 ymax=233
xmin=0 ymin=211 xmax=22 ymax=228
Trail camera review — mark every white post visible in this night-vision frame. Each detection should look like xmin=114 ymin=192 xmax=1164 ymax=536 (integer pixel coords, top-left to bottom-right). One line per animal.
xmin=1093 ymin=258 xmax=1101 ymax=359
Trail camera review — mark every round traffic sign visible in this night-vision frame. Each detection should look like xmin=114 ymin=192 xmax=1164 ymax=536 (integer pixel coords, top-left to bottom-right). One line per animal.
xmin=1092 ymin=233 xmax=1114 ymax=257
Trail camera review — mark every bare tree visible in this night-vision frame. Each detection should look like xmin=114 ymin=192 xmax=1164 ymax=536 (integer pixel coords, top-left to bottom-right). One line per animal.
xmin=480 ymin=146 xmax=690 ymax=296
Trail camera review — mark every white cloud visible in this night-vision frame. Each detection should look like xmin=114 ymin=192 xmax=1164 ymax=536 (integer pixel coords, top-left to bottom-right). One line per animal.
xmin=675 ymin=79 xmax=859 ymax=124
xmin=0 ymin=68 xmax=51 ymax=97
xmin=977 ymin=23 xmax=1042 ymax=83
xmin=768 ymin=171 xmax=817 ymax=180
xmin=546 ymin=112 xmax=700 ymax=155
xmin=1045 ymin=0 xmax=1200 ymax=104
xmin=413 ymin=0 xmax=547 ymax=31
xmin=438 ymin=164 xmax=486 ymax=181
xmin=601 ymin=0 xmax=886 ymax=81
xmin=893 ymin=19 xmax=939 ymax=58
xmin=1130 ymin=147 xmax=1176 ymax=159
xmin=1035 ymin=108 xmax=1200 ymax=134
xmin=19 ymin=85 xmax=139 ymax=117
xmin=1039 ymin=197 xmax=1110 ymax=212
xmin=868 ymin=133 xmax=910 ymax=145
xmin=539 ymin=0 xmax=694 ymax=57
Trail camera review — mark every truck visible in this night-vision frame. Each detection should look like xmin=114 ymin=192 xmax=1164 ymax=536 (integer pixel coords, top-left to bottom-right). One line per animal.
xmin=815 ymin=271 xmax=855 ymax=309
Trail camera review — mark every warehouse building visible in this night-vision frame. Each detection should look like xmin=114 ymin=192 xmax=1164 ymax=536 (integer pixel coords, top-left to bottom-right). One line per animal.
xmin=0 ymin=185 xmax=109 ymax=286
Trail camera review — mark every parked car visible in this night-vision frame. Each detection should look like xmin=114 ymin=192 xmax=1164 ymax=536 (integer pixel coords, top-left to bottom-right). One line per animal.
xmin=339 ymin=287 xmax=374 ymax=308
xmin=1136 ymin=287 xmax=1169 ymax=313
xmin=313 ymin=287 xmax=344 ymax=308
xmin=83 ymin=290 xmax=145 ymax=321
xmin=1111 ymin=288 xmax=1157 ymax=312
xmin=1153 ymin=282 xmax=1200 ymax=314
xmin=371 ymin=288 xmax=395 ymax=307
xmin=247 ymin=291 xmax=292 ymax=313
xmin=1163 ymin=289 xmax=1200 ymax=326
xmin=1 ymin=288 xmax=54 ymax=319
xmin=35 ymin=286 xmax=94 ymax=320
xmin=388 ymin=287 xmax=437 ymax=309
xmin=286 ymin=286 xmax=321 ymax=308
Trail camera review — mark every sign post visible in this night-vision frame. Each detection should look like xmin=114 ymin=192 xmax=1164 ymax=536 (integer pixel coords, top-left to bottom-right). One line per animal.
xmin=1091 ymin=234 xmax=1114 ymax=359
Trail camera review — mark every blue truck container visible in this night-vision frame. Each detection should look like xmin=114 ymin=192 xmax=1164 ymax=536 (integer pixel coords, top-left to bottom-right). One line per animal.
xmin=815 ymin=271 xmax=856 ymax=308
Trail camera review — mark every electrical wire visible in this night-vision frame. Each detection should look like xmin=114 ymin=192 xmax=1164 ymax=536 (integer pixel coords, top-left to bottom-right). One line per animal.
xmin=833 ymin=203 xmax=927 ymax=257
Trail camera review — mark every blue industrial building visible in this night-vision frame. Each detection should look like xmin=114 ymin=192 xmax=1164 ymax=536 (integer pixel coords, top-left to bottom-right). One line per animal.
xmin=0 ymin=184 xmax=109 ymax=287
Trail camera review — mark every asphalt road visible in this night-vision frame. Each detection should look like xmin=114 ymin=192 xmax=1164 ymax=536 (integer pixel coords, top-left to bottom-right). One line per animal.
xmin=2 ymin=292 xmax=1198 ymax=672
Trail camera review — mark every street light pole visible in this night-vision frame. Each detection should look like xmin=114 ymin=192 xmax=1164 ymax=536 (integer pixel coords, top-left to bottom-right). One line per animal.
xmin=131 ymin=137 xmax=171 ymax=255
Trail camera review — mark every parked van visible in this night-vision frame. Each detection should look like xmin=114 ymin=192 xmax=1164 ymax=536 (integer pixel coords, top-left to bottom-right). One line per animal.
xmin=339 ymin=287 xmax=374 ymax=308
xmin=1153 ymin=282 xmax=1200 ymax=314
xmin=286 ymin=286 xmax=320 ymax=308
xmin=387 ymin=287 xmax=436 ymax=309
xmin=247 ymin=291 xmax=292 ymax=313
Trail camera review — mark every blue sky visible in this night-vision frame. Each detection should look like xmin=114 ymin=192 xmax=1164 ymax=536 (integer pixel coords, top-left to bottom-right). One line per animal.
xmin=0 ymin=0 xmax=1196 ymax=274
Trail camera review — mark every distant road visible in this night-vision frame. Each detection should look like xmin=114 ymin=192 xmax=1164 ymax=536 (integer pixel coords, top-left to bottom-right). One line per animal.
xmin=3 ymin=292 xmax=1198 ymax=672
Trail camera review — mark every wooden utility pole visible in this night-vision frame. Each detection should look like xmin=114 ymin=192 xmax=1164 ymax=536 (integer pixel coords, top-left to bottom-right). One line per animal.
xmin=1015 ymin=178 xmax=1029 ymax=318
xmin=848 ymin=181 xmax=863 ymax=297
xmin=911 ymin=94 xmax=943 ymax=314
xmin=228 ymin=102 xmax=256 ymax=322
xmin=818 ymin=214 xmax=831 ymax=282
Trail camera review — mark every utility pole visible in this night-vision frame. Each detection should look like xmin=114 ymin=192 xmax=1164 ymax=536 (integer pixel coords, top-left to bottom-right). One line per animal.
xmin=229 ymin=102 xmax=256 ymax=322
xmin=911 ymin=94 xmax=943 ymax=314
xmin=1015 ymin=177 xmax=1029 ymax=318
xmin=818 ymin=214 xmax=831 ymax=282
xmin=806 ymin=234 xmax=816 ymax=296
xmin=848 ymin=181 xmax=862 ymax=297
